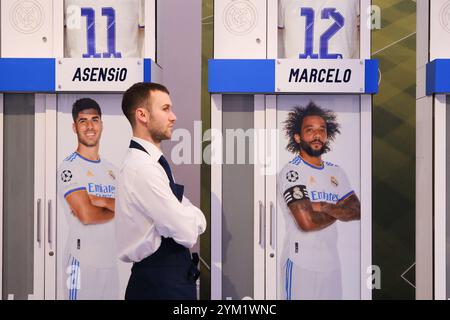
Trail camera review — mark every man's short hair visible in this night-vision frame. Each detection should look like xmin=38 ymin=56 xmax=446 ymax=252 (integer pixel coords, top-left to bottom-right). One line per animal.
xmin=72 ymin=98 xmax=102 ymax=121
xmin=283 ymin=101 xmax=340 ymax=154
xmin=122 ymin=82 xmax=170 ymax=126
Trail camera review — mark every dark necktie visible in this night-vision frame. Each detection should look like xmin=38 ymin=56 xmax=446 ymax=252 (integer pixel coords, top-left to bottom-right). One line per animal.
xmin=158 ymin=155 xmax=184 ymax=202
xmin=129 ymin=140 xmax=184 ymax=202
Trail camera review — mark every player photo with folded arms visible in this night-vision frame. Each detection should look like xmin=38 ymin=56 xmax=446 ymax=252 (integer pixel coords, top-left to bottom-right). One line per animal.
xmin=278 ymin=101 xmax=360 ymax=300
xmin=58 ymin=98 xmax=120 ymax=300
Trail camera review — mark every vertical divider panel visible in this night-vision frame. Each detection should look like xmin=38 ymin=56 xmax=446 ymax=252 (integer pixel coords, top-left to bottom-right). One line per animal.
xmin=266 ymin=0 xmax=277 ymax=59
xmin=145 ymin=0 xmax=157 ymax=60
xmin=360 ymin=0 xmax=373 ymax=300
xmin=264 ymin=95 xmax=277 ymax=299
xmin=434 ymin=94 xmax=447 ymax=299
xmin=254 ymin=94 xmax=266 ymax=300
xmin=44 ymin=94 xmax=57 ymax=300
xmin=416 ymin=0 xmax=433 ymax=300
xmin=211 ymin=94 xmax=223 ymax=299
xmin=32 ymin=94 xmax=47 ymax=300
xmin=53 ymin=0 xmax=64 ymax=57
xmin=360 ymin=0 xmax=371 ymax=58
xmin=0 ymin=94 xmax=3 ymax=297
xmin=360 ymin=94 xmax=373 ymax=300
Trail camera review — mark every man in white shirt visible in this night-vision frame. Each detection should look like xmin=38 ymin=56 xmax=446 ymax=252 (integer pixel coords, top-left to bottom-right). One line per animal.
xmin=115 ymin=82 xmax=206 ymax=300
xmin=279 ymin=102 xmax=360 ymax=299
xmin=58 ymin=98 xmax=119 ymax=300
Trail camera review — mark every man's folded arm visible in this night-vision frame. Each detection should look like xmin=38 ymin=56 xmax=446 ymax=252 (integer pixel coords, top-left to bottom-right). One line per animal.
xmin=133 ymin=165 xmax=206 ymax=248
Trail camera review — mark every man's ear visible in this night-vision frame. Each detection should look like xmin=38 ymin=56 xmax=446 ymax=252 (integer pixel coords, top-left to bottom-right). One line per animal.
xmin=135 ymin=108 xmax=147 ymax=124
xmin=294 ymin=133 xmax=301 ymax=144
xmin=72 ymin=122 xmax=77 ymax=134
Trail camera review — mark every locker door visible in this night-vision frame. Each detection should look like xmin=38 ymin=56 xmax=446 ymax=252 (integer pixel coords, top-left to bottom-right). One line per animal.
xmin=1 ymin=94 xmax=46 ymax=299
xmin=211 ymin=94 xmax=266 ymax=300
xmin=0 ymin=0 xmax=57 ymax=57
xmin=41 ymin=94 xmax=57 ymax=300
xmin=213 ymin=0 xmax=267 ymax=59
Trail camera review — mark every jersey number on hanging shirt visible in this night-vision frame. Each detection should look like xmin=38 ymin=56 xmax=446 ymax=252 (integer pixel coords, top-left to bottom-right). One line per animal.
xmin=299 ymin=7 xmax=344 ymax=59
xmin=81 ymin=7 xmax=121 ymax=58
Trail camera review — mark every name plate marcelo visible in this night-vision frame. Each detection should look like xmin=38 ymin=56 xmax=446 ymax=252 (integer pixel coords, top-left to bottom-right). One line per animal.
xmin=275 ymin=59 xmax=365 ymax=93
xmin=56 ymin=58 xmax=144 ymax=92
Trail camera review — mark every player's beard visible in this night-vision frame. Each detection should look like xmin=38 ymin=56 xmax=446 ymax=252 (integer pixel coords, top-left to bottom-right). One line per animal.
xmin=299 ymin=139 xmax=327 ymax=157
xmin=79 ymin=138 xmax=99 ymax=148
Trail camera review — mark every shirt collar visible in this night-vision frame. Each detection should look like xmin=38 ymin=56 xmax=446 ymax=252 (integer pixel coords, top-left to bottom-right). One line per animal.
xmin=298 ymin=155 xmax=324 ymax=170
xmin=131 ymin=137 xmax=163 ymax=160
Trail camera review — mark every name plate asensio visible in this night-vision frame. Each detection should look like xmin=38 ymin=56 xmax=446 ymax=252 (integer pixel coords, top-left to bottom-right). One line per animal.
xmin=275 ymin=59 xmax=365 ymax=93
xmin=56 ymin=58 xmax=144 ymax=92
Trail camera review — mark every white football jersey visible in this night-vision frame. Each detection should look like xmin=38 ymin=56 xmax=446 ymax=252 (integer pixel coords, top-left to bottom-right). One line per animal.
xmin=278 ymin=0 xmax=359 ymax=59
xmin=65 ymin=0 xmax=144 ymax=58
xmin=58 ymin=152 xmax=118 ymax=268
xmin=278 ymin=155 xmax=354 ymax=272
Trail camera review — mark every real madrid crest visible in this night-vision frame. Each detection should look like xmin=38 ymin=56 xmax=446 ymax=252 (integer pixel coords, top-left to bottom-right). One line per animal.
xmin=9 ymin=0 xmax=45 ymax=34
xmin=108 ymin=170 xmax=116 ymax=180
xmin=331 ymin=176 xmax=338 ymax=187
xmin=223 ymin=0 xmax=258 ymax=36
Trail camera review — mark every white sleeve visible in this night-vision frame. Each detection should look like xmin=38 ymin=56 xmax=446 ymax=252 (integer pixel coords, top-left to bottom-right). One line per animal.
xmin=337 ymin=168 xmax=355 ymax=203
xmin=278 ymin=0 xmax=286 ymax=28
xmin=182 ymin=196 xmax=207 ymax=234
xmin=58 ymin=161 xmax=84 ymax=198
xmin=132 ymin=164 xmax=206 ymax=248
xmin=278 ymin=165 xmax=310 ymax=206
xmin=108 ymin=162 xmax=119 ymax=198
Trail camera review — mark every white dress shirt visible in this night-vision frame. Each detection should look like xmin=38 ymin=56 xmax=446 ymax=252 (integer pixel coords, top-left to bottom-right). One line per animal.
xmin=115 ymin=137 xmax=206 ymax=263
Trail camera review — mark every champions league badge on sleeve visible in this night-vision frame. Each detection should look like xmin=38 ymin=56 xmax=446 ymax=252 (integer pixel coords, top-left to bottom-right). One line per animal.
xmin=61 ymin=170 xmax=73 ymax=183
xmin=286 ymin=170 xmax=299 ymax=182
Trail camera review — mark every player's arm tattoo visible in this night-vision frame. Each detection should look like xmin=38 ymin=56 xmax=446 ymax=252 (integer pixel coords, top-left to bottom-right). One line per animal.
xmin=321 ymin=194 xmax=361 ymax=222
xmin=288 ymin=199 xmax=337 ymax=232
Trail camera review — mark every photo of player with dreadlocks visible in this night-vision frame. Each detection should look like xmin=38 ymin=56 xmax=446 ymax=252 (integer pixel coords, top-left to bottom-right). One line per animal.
xmin=278 ymin=101 xmax=361 ymax=300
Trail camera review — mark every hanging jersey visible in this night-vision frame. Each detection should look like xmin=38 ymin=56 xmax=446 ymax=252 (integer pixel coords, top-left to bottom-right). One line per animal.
xmin=278 ymin=0 xmax=359 ymax=59
xmin=65 ymin=0 xmax=144 ymax=58
xmin=58 ymin=152 xmax=118 ymax=268
xmin=278 ymin=155 xmax=354 ymax=272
